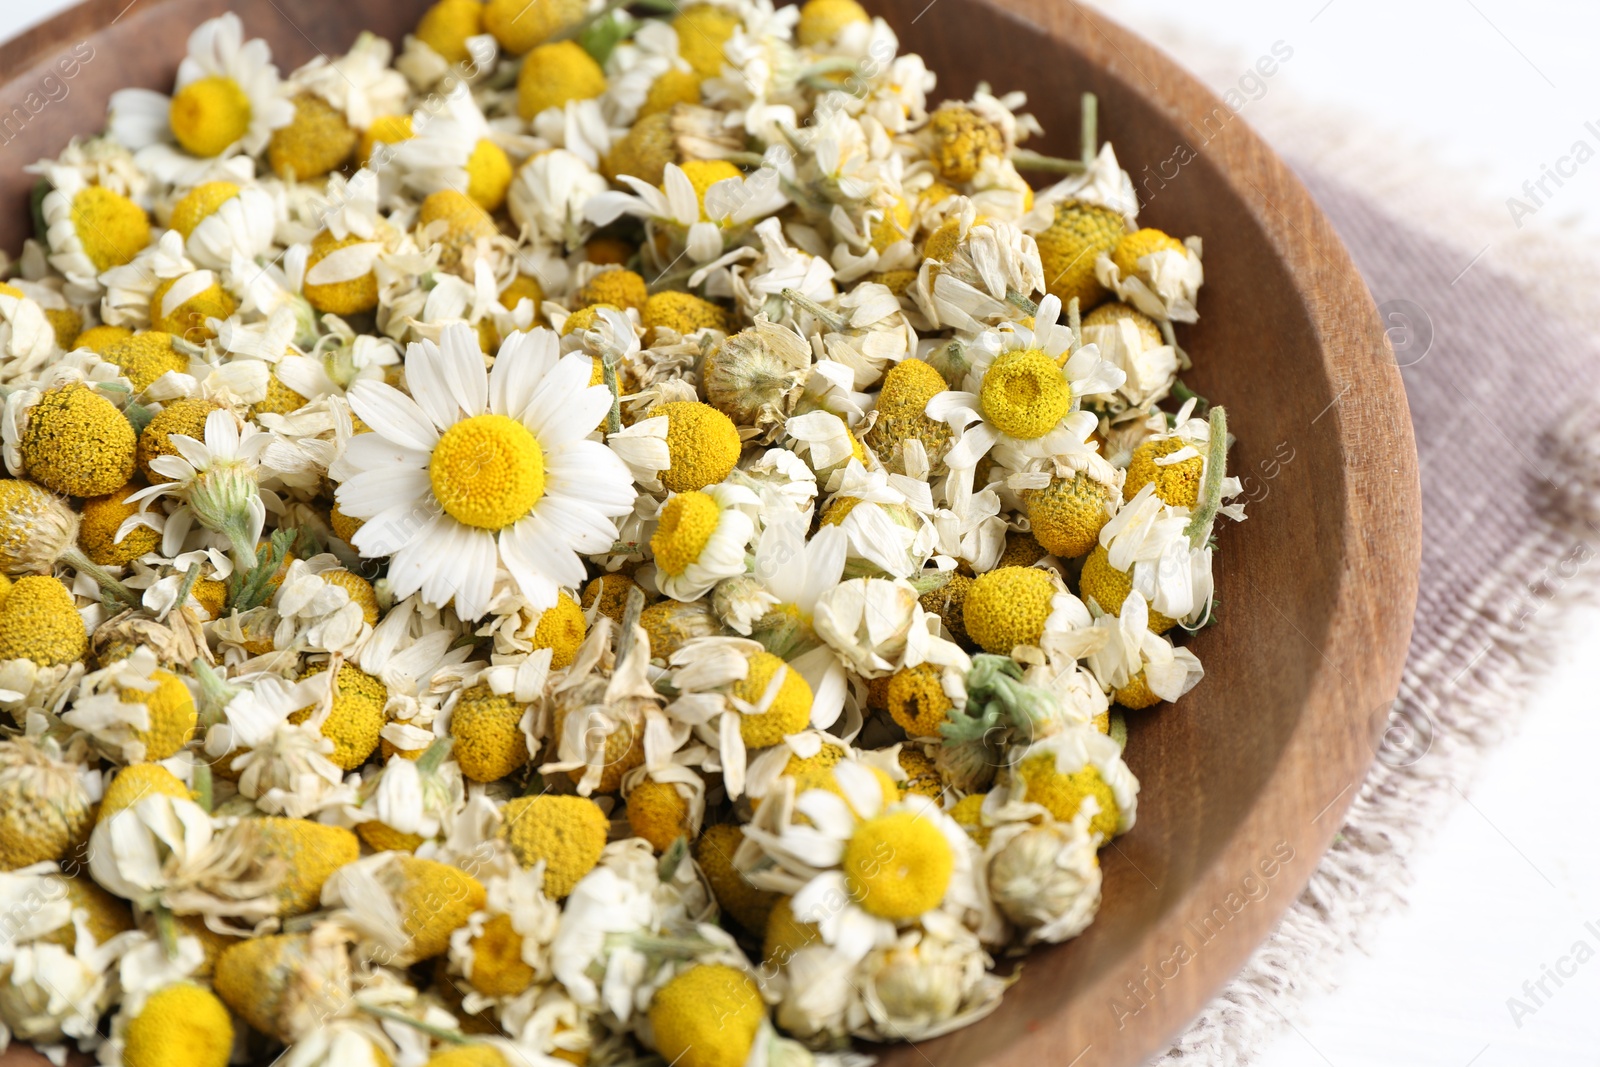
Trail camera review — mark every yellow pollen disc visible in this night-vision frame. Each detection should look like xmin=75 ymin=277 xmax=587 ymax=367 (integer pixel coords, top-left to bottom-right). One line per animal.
xmin=650 ymin=491 xmax=720 ymax=577
xmin=428 ymin=414 xmax=545 ymax=530
xmin=979 ymin=348 xmax=1071 ymax=440
xmin=71 ymin=187 xmax=151 ymax=272
xmin=466 ymin=137 xmax=513 ymax=212
xmin=673 ymin=160 xmax=742 ymax=221
xmin=169 ymin=76 xmax=253 ymax=159
xmin=171 ymin=181 xmax=240 ymax=239
xmin=842 ymin=810 xmax=954 ymax=919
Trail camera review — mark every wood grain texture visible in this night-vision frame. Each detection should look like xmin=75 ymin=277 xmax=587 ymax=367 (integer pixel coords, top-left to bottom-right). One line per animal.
xmin=0 ymin=2 xmax=1421 ymax=1065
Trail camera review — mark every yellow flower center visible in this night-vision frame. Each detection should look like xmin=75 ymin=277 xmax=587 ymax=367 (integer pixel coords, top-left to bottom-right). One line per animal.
xmin=169 ymin=75 xmax=253 ymax=159
xmin=468 ymin=913 xmax=537 ymax=998
xmin=170 ymin=181 xmax=241 ymax=239
xmin=1017 ymin=755 xmax=1120 ymax=840
xmin=673 ymin=160 xmax=743 ymax=221
xmin=979 ymin=348 xmax=1071 ymax=440
xmin=428 ymin=413 xmax=546 ymax=530
xmin=962 ymin=565 xmax=1055 ymax=654
xmin=648 ymin=964 xmax=764 ymax=1067
xmin=658 ymin=400 xmax=740 ymax=493
xmin=119 ymin=668 xmax=198 ymax=761
xmin=466 ymin=137 xmax=514 ymax=212
xmin=733 ymin=651 xmax=813 ymax=748
xmin=650 ymin=491 xmax=720 ymax=576
xmin=70 ymin=186 xmax=151 ymax=272
xmin=842 ymin=810 xmax=954 ymax=920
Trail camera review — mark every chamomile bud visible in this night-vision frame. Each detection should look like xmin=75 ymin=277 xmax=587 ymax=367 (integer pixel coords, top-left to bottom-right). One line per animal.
xmin=323 ymin=853 xmax=486 ymax=965
xmin=0 ymin=479 xmax=79 ymax=574
xmin=0 ymin=737 xmax=93 ymax=871
xmin=863 ymin=358 xmax=953 ymax=474
xmin=269 ymin=93 xmax=359 ymax=180
xmin=1024 ymin=471 xmax=1117 ymax=559
xmin=0 ymin=576 xmax=88 ymax=667
xmin=986 ymin=818 xmax=1102 ymax=943
xmin=516 ymin=40 xmax=606 ymax=121
xmin=702 ymin=321 xmax=811 ymax=443
xmin=695 ymin=822 xmax=779 ymax=933
xmin=290 ymin=662 xmax=387 ymax=770
xmin=926 ymin=103 xmax=1005 ymax=184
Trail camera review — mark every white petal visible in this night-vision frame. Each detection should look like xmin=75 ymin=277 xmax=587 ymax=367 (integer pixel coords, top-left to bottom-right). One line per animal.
xmin=348 ymin=380 xmax=440 ymax=452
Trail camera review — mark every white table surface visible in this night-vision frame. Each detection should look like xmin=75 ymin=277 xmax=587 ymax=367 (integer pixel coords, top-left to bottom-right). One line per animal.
xmin=5 ymin=1 xmax=1598 ymax=1065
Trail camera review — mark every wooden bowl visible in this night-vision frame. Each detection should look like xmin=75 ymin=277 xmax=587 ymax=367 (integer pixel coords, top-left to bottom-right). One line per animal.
xmin=0 ymin=1 xmax=1420 ymax=1064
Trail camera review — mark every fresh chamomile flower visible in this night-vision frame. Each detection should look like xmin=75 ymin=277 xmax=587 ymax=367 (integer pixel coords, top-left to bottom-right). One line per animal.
xmin=587 ymin=160 xmax=789 ymax=265
xmin=393 ymin=84 xmax=515 ymax=212
xmin=37 ymin=166 xmax=152 ymax=293
xmin=739 ymin=760 xmax=990 ymax=961
xmin=332 ymin=322 xmax=635 ymax=620
xmin=1095 ymin=227 xmax=1205 ymax=324
xmin=649 ymin=483 xmax=760 ymax=601
xmin=928 ymin=294 xmax=1124 ymax=474
xmin=107 ymin=14 xmax=294 ymax=174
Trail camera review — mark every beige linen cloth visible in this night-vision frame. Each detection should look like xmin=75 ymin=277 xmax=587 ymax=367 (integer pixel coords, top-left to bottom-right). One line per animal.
xmin=1093 ymin=18 xmax=1600 ymax=1066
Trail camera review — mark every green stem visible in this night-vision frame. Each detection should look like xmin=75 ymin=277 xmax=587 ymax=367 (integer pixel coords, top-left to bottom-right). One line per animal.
xmin=780 ymin=287 xmax=848 ymax=332
xmin=1067 ymin=296 xmax=1082 ymax=353
xmin=173 ymin=563 xmax=202 ymax=616
xmin=357 ymin=1005 xmax=469 ymax=1045
xmin=615 ymin=585 xmax=648 ymax=671
xmin=1080 ymin=92 xmax=1099 ymax=165
xmin=549 ymin=0 xmax=631 ymax=44
xmin=416 ymin=736 xmax=456 ymax=776
xmin=1010 ymin=149 xmax=1087 ymax=174
xmin=601 ymin=352 xmax=624 ymax=435
xmin=1004 ymin=288 xmax=1039 ymax=316
xmin=153 ymin=904 xmax=180 ymax=959
xmin=58 ymin=548 xmax=140 ymax=610
xmin=1183 ymin=405 xmax=1229 ymax=548
xmin=193 ymin=762 xmax=213 ymax=813
xmin=908 ymin=572 xmax=951 ymax=597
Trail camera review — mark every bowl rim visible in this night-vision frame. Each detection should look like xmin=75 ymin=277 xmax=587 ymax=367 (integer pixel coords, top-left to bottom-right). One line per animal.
xmin=0 ymin=1 xmax=1421 ymax=1065
xmin=892 ymin=1 xmax=1421 ymax=1061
